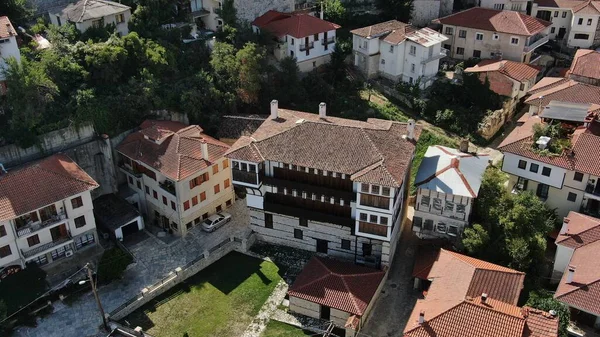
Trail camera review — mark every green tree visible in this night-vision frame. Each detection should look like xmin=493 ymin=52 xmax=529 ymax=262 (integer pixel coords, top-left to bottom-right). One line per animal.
xmin=97 ymin=247 xmax=134 ymax=284
xmin=236 ymin=42 xmax=265 ymax=105
xmin=375 ymin=0 xmax=414 ymax=23
xmin=216 ymin=0 xmax=237 ymax=27
xmin=461 ymin=166 xmax=557 ymax=273
xmin=0 ymin=0 xmax=34 ymax=26
xmin=0 ymin=263 xmax=47 ymax=315
xmin=3 ymin=57 xmax=58 ymax=147
xmin=462 ymin=224 xmax=490 ymax=254
xmin=322 ymin=0 xmax=346 ymax=22
xmin=526 ymin=290 xmax=570 ymax=337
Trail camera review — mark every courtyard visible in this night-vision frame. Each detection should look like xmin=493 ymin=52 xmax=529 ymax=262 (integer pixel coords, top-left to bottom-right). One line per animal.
xmin=121 ymin=252 xmax=283 ymax=337
xmin=13 ymin=202 xmax=250 ymax=337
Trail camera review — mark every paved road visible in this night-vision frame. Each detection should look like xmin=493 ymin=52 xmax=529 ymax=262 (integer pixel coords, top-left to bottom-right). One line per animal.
xmin=361 ymin=207 xmax=420 ymax=337
xmin=14 ymin=202 xmax=250 ymax=337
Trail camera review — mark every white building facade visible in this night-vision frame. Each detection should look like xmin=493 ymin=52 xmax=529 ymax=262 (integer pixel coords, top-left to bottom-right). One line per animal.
xmin=351 ymin=21 xmax=448 ymax=88
xmin=0 ymin=155 xmax=100 ymax=271
xmin=0 ymin=16 xmax=21 ymax=93
xmin=49 ymin=0 xmax=131 ymax=36
xmin=531 ymin=2 xmax=600 ymax=49
xmin=226 ymin=102 xmax=420 ymax=268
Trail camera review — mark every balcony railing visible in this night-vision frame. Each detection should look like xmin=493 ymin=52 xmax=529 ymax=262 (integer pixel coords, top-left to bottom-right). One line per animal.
xmin=585 ymin=183 xmax=600 ymax=196
xmin=524 ymin=34 xmax=549 ymax=52
xmin=191 ymin=8 xmax=210 ymax=18
xmin=415 ymin=202 xmax=466 ymax=221
xmin=22 ymin=234 xmax=73 ymax=259
xmin=159 ymin=180 xmax=177 ymax=197
xmin=263 ymin=193 xmax=354 ymax=227
xmin=273 ymin=167 xmax=353 ymax=191
xmin=358 ymin=221 xmax=388 ymax=237
xmin=232 ymin=169 xmax=260 ymax=185
xmin=263 ymin=175 xmax=355 ymax=202
xmin=299 ymin=42 xmax=314 ymax=51
xmin=321 ymin=37 xmax=335 ymax=46
xmin=16 ymin=212 xmax=68 ymax=238
xmin=421 ymin=48 xmax=448 ymax=64
xmin=359 ymin=194 xmax=390 ymax=209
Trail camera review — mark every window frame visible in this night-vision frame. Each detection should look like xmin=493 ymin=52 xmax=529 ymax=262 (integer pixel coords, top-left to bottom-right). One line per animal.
xmin=567 ymin=192 xmax=577 ymax=202
xmin=294 ymin=229 xmax=303 ymax=240
xmin=456 ymin=47 xmax=465 ymax=55
xmin=518 ymin=160 xmax=527 ymax=169
xmin=71 ymin=196 xmax=84 ymax=209
xmin=510 ymin=37 xmax=520 ymax=45
xmin=530 ymin=163 xmax=539 ymax=173
xmin=475 ymin=32 xmax=484 ymax=41
xmin=542 ymin=167 xmax=552 ymax=177
xmin=265 ymin=213 xmax=273 ymax=228
xmin=341 ymin=239 xmax=351 ymax=250
xmin=458 ymin=30 xmax=467 ymax=38
xmin=0 ymin=245 xmax=12 ymax=258
xmin=74 ymin=215 xmax=86 ymax=228
xmin=574 ymin=172 xmax=584 ymax=182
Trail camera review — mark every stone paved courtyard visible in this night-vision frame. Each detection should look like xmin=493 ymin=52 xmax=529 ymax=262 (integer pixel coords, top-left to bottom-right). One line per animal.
xmin=13 ymin=202 xmax=251 ymax=337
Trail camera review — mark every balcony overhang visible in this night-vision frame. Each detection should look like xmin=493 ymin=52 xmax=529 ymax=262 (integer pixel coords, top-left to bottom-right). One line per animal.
xmin=22 ymin=236 xmax=74 ymax=260
xmin=263 ymin=201 xmax=354 ymax=228
xmin=524 ymin=35 xmax=549 ymax=53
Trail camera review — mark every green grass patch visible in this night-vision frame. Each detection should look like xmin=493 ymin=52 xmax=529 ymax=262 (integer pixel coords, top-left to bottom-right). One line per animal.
xmin=410 ymin=130 xmax=458 ymax=195
xmin=122 ymin=252 xmax=282 ymax=337
xmin=261 ymin=320 xmax=314 ymax=337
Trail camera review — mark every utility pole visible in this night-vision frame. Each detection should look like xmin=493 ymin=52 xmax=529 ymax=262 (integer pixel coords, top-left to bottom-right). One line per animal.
xmin=85 ymin=263 xmax=109 ymax=331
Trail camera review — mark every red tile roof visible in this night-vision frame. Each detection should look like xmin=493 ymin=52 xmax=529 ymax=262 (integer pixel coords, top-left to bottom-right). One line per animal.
xmin=477 ymin=71 xmax=516 ymax=97
xmin=525 ymin=80 xmax=600 ymax=107
xmin=0 ymin=154 xmax=99 ymax=221
xmin=499 ymin=113 xmax=600 ymax=176
xmin=555 ymin=240 xmax=600 ymax=316
xmin=288 ymin=256 xmax=385 ymax=316
xmin=528 ymin=77 xmax=570 ymax=95
xmin=436 ymin=7 xmax=551 ymax=36
xmin=226 ymin=109 xmax=420 ymax=188
xmin=556 ymin=212 xmax=600 ymax=249
xmin=351 ymin=20 xmax=411 ymax=38
xmin=465 ymin=60 xmax=541 ymax=89
xmin=252 ymin=10 xmax=340 ymax=38
xmin=405 ymin=249 xmax=557 ymax=337
xmin=0 ymin=16 xmax=17 ymax=39
xmin=568 ymin=49 xmax=600 ymax=81
xmin=117 ymin=120 xmax=230 ymax=182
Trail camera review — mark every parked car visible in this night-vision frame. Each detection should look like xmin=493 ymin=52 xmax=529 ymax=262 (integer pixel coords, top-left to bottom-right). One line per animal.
xmin=201 ymin=212 xmax=232 ymax=232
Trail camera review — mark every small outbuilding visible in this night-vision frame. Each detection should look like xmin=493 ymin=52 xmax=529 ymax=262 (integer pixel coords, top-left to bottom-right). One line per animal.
xmin=93 ymin=194 xmax=144 ymax=241
xmin=288 ymin=256 xmax=385 ymax=336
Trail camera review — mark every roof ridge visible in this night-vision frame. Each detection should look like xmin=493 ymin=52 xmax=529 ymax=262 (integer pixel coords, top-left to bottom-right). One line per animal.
xmin=557 ymin=223 xmax=600 ymax=244
xmin=452 ymin=166 xmax=476 ymax=197
xmin=290 ymin=259 xmax=334 ymax=293
xmin=77 ymin=0 xmax=90 ymax=22
xmin=340 ymin=275 xmax=363 ymax=315
xmin=404 ymin=299 xmax=472 ymax=333
xmin=444 ymin=250 xmax=524 ymax=274
xmin=37 ymin=160 xmax=99 ymax=189
xmin=556 ymin=278 xmax=600 ymax=299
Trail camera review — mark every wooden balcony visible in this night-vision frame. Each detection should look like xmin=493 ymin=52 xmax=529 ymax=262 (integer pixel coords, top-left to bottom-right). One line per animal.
xmin=232 ymin=169 xmax=260 ymax=185
xmin=16 ymin=212 xmax=67 ymax=238
xmin=359 ymin=194 xmax=390 ymax=210
xmin=273 ymin=167 xmax=353 ymax=191
xmin=263 ymin=175 xmax=355 ymax=202
xmin=358 ymin=221 xmax=388 ymax=237
xmin=263 ymin=193 xmax=354 ymax=227
xmin=22 ymin=234 xmax=73 ymax=258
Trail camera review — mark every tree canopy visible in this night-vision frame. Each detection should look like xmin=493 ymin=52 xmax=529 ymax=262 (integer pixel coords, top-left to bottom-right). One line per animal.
xmin=375 ymin=0 xmax=414 ymax=23
xmin=462 ymin=166 xmax=557 ymax=273
xmin=525 ymin=290 xmax=570 ymax=337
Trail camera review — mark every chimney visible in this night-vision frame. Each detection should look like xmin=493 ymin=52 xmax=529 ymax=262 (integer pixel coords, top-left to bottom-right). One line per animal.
xmin=418 ymin=311 xmax=425 ymax=325
xmin=270 ymin=100 xmax=278 ymax=119
xmin=407 ymin=119 xmax=415 ymax=140
xmin=201 ymin=141 xmax=209 ymax=160
xmin=567 ymin=266 xmax=576 ymax=284
xmin=559 ymin=217 xmax=570 ymax=235
xmin=319 ymin=102 xmax=326 ymax=118
xmin=459 ymin=139 xmax=469 ymax=153
xmin=481 ymin=293 xmax=488 ymax=303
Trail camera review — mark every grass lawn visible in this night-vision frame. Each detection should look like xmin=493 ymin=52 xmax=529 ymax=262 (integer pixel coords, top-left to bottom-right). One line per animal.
xmin=122 ymin=252 xmax=283 ymax=337
xmin=261 ymin=320 xmax=314 ymax=337
xmin=410 ymin=129 xmax=458 ymax=194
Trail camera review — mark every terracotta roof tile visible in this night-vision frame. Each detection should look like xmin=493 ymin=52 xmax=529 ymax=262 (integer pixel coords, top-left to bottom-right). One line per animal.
xmin=117 ymin=120 xmax=230 ymax=181
xmin=405 ymin=250 xmax=557 ymax=337
xmin=499 ymin=115 xmax=600 ymax=175
xmin=350 ymin=20 xmax=409 ymax=38
xmin=436 ymin=8 xmax=551 ymax=36
xmin=528 ymin=77 xmax=571 ymax=95
xmin=466 ymin=60 xmax=541 ymax=83
xmin=252 ymin=10 xmax=340 ymax=38
xmin=556 ymin=212 xmax=600 ymax=249
xmin=0 ymin=154 xmax=99 ymax=221
xmin=288 ymin=256 xmax=385 ymax=316
xmin=525 ymin=80 xmax=600 ymax=107
xmin=226 ymin=109 xmax=420 ymax=187
xmin=216 ymin=115 xmax=268 ymax=141
xmin=555 ymin=240 xmax=600 ymax=315
xmin=0 ymin=17 xmax=17 ymax=39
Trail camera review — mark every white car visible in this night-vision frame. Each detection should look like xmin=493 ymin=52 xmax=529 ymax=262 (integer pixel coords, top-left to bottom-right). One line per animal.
xmin=201 ymin=212 xmax=231 ymax=232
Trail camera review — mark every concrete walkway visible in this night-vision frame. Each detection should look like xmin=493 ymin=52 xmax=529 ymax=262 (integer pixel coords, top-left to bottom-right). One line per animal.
xmin=361 ymin=207 xmax=420 ymax=337
xmin=240 ymin=280 xmax=288 ymax=337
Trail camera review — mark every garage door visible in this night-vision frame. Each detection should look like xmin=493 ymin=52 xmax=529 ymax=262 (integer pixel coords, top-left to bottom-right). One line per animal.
xmin=121 ymin=221 xmax=139 ymax=237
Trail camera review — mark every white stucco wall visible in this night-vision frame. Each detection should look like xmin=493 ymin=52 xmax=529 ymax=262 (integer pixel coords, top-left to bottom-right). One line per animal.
xmin=502 ymin=153 xmax=566 ymax=189
xmin=0 ymin=35 xmax=21 ymax=81
xmin=568 ymin=14 xmax=599 ymax=48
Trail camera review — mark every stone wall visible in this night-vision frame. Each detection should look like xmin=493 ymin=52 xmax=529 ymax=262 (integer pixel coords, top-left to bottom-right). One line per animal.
xmin=249 ymin=209 xmax=389 ymax=265
xmin=0 ymin=123 xmax=95 ymax=167
xmin=478 ymin=98 xmax=518 ymax=140
xmin=234 ymin=0 xmax=295 ymax=23
xmin=109 ymin=233 xmax=254 ymax=321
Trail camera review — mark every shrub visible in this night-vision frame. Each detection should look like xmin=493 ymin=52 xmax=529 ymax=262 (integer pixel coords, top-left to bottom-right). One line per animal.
xmin=97 ymin=247 xmax=133 ymax=284
xmin=0 ymin=263 xmax=47 ymax=315
xmin=526 ymin=290 xmax=570 ymax=337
